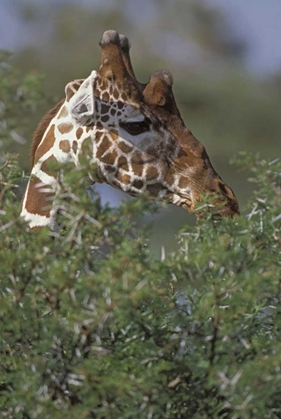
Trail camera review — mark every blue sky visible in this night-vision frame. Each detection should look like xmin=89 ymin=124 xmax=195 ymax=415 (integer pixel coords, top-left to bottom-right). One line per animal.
xmin=208 ymin=0 xmax=281 ymax=76
xmin=1 ymin=0 xmax=281 ymax=77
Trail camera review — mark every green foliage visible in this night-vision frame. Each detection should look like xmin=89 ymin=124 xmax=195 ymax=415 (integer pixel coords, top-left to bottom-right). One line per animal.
xmin=1 ymin=150 xmax=281 ymax=418
xmin=0 ymin=50 xmax=46 ymax=165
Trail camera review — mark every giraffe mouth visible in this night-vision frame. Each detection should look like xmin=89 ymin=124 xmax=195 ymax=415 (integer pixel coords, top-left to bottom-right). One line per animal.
xmin=169 ymin=188 xmax=239 ymax=217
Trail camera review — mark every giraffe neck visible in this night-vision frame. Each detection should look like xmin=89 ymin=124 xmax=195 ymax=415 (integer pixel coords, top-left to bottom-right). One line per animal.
xmin=21 ymin=92 xmax=179 ymax=230
xmin=21 ymin=100 xmax=92 ymax=229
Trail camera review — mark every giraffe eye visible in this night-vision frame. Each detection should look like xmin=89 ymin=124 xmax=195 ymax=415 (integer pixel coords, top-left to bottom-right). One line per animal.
xmin=121 ymin=120 xmax=150 ymax=136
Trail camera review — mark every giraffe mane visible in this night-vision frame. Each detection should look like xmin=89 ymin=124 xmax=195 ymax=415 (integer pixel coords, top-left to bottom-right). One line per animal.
xmin=30 ymin=99 xmax=65 ymax=169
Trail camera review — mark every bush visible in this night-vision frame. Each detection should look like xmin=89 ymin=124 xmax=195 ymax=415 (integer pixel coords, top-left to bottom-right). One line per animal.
xmin=1 ymin=53 xmax=281 ymax=419
xmin=1 ymin=152 xmax=281 ymax=419
xmin=0 ymin=50 xmax=46 ymax=167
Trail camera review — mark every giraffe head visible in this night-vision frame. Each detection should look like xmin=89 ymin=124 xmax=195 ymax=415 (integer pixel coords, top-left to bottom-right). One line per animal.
xmin=116 ymin=34 xmax=239 ymax=216
xmin=67 ymin=30 xmax=238 ymax=215
xmin=141 ymin=70 xmax=239 ymax=215
xmin=66 ymin=30 xmax=184 ymax=195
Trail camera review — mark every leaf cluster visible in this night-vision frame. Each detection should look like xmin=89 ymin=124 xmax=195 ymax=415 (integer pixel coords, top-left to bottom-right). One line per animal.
xmin=1 ymin=152 xmax=281 ymax=418
xmin=0 ymin=50 xmax=46 ymax=163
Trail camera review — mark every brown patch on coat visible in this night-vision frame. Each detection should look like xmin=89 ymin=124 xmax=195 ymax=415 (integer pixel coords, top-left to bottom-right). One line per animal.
xmin=113 ymin=88 xmax=119 ymax=99
xmin=102 ymin=92 xmax=110 ymax=102
xmin=130 ymin=155 xmax=144 ymax=177
xmin=40 ymin=155 xmax=57 ymax=176
xmin=76 ymin=127 xmax=83 ymax=139
xmin=178 ymin=177 xmax=191 ymax=190
xmin=34 ymin=124 xmax=56 ymax=165
xmin=101 ymin=149 xmax=118 ymax=165
xmin=59 ymin=140 xmax=71 ymax=153
xmin=72 ymin=141 xmax=78 ymax=154
xmin=96 ymin=136 xmax=112 ymax=160
xmin=117 ymin=156 xmax=129 ymax=172
xmin=104 ymin=165 xmax=116 ymax=174
xmin=25 ymin=175 xmax=54 ymax=217
xmin=146 ymin=183 xmax=164 ymax=196
xmin=116 ymin=172 xmax=131 ymax=184
xmin=132 ymin=180 xmax=144 ymax=190
xmin=100 ymin=103 xmax=111 ymax=115
xmin=57 ymin=122 xmax=74 ymax=134
xmin=95 ymin=131 xmax=104 ymax=144
xmin=165 ymin=172 xmax=175 ymax=187
xmin=109 ymin=130 xmax=119 ymax=142
xmin=146 ymin=166 xmax=159 ymax=180
xmin=101 ymin=115 xmax=110 ymax=123
xmin=118 ymin=141 xmax=133 ymax=154
xmin=86 ymin=126 xmax=94 ymax=132
xmin=99 ymin=80 xmax=107 ymax=91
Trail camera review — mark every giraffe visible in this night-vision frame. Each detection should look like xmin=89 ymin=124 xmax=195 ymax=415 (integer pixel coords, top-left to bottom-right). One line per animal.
xmin=120 ymin=35 xmax=239 ymax=217
xmin=21 ymin=30 xmax=239 ymax=229
xmin=141 ymin=70 xmax=239 ymax=216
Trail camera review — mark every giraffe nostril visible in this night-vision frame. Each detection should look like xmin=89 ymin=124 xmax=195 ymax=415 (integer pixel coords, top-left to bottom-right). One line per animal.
xmin=217 ymin=180 xmax=240 ymax=215
xmin=218 ymin=181 xmax=228 ymax=196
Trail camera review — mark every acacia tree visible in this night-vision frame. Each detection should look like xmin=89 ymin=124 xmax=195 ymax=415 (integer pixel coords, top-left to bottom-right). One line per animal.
xmin=1 ymin=52 xmax=281 ymax=419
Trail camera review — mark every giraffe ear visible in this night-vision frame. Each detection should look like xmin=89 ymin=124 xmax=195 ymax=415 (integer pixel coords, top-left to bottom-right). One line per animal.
xmin=67 ymin=70 xmax=98 ymax=125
